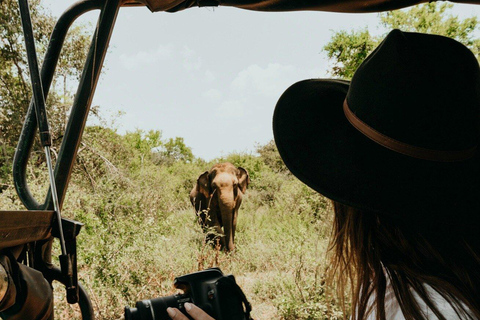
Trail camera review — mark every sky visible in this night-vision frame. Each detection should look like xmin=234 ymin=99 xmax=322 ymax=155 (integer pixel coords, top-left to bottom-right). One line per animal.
xmin=43 ymin=1 xmax=480 ymax=161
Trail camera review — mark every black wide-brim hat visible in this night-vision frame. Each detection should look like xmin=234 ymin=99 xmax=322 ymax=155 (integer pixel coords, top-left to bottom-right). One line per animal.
xmin=273 ymin=30 xmax=480 ymax=231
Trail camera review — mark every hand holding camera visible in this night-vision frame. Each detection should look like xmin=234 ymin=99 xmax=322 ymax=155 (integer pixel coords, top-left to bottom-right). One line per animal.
xmin=124 ymin=268 xmax=252 ymax=320
xmin=167 ymin=302 xmax=214 ymax=320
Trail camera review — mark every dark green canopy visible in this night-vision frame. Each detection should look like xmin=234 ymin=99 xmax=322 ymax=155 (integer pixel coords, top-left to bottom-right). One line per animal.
xmin=128 ymin=0 xmax=478 ymax=13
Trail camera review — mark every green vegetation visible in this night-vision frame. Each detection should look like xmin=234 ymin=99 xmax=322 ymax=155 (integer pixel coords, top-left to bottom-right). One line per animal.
xmin=2 ymin=2 xmax=479 ymax=319
xmin=0 ymin=2 xmax=340 ymax=317
xmin=324 ymin=3 xmax=480 ymax=79
xmin=0 ymin=0 xmax=91 ymax=188
xmin=1 ymin=124 xmax=341 ymax=320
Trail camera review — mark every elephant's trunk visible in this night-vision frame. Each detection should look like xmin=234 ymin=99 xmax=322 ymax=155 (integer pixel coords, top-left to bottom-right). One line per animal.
xmin=216 ymin=185 xmax=236 ymax=252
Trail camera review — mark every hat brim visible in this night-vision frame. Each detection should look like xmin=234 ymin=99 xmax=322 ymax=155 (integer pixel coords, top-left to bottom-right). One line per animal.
xmin=273 ymin=79 xmax=480 ymax=229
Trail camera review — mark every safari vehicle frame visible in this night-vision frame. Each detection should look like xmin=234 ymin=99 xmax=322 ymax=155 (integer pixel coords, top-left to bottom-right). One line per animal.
xmin=0 ymin=0 xmax=478 ymax=319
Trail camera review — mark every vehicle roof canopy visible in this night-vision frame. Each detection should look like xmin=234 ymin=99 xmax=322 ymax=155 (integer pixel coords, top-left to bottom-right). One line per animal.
xmin=127 ymin=0 xmax=478 ymax=13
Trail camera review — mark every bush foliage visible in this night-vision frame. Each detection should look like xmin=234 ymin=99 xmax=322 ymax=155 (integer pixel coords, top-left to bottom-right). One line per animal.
xmin=1 ymin=125 xmax=342 ymax=319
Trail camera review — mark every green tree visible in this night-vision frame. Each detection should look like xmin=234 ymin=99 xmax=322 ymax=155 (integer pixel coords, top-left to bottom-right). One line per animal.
xmin=154 ymin=137 xmax=194 ymax=165
xmin=0 ymin=0 xmax=91 ymax=184
xmin=124 ymin=129 xmax=163 ymax=165
xmin=51 ymin=24 xmax=92 ymax=134
xmin=323 ymin=29 xmax=376 ymax=79
xmin=0 ymin=0 xmax=51 ymax=148
xmin=323 ymin=3 xmax=480 ymax=79
xmin=256 ymin=140 xmax=288 ymax=174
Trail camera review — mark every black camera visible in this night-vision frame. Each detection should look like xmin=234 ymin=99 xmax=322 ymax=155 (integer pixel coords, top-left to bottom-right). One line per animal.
xmin=124 ymin=268 xmax=252 ymax=320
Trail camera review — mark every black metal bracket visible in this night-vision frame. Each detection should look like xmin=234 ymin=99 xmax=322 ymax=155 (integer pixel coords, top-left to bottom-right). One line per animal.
xmin=52 ymin=218 xmax=83 ymax=304
xmin=17 ymin=0 xmax=52 ymax=148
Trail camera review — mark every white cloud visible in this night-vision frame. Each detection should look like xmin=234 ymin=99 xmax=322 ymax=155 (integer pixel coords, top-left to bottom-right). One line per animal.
xmin=215 ymin=100 xmax=245 ymax=118
xmin=181 ymin=46 xmax=202 ymax=71
xmin=231 ymin=63 xmax=299 ymax=98
xmin=203 ymin=89 xmax=222 ymax=101
xmin=204 ymin=70 xmax=216 ymax=83
xmin=119 ymin=44 xmax=174 ymax=70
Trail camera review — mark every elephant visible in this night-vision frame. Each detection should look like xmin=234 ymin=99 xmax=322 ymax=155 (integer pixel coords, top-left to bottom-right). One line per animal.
xmin=189 ymin=162 xmax=249 ymax=252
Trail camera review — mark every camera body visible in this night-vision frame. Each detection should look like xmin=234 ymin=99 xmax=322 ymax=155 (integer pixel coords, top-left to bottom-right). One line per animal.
xmin=124 ymin=268 xmax=252 ymax=320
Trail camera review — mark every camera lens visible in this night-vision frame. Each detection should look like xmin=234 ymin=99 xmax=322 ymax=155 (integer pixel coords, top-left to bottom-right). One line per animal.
xmin=124 ymin=294 xmax=191 ymax=320
xmin=124 ymin=306 xmax=139 ymax=320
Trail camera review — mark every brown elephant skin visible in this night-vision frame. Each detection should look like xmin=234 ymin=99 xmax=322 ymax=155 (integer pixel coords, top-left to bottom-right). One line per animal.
xmin=190 ymin=162 xmax=249 ymax=251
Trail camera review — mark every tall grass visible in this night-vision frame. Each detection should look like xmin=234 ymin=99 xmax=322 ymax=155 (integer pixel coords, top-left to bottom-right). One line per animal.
xmin=1 ymin=128 xmax=345 ymax=319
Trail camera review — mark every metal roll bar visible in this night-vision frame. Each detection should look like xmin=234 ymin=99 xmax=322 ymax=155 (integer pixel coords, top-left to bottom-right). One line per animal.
xmin=13 ymin=0 xmax=122 ymax=212
xmin=7 ymin=0 xmax=124 ymax=318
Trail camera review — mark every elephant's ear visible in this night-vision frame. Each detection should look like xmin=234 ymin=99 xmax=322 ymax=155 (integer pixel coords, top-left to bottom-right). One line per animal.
xmin=237 ymin=167 xmax=250 ymax=194
xmin=197 ymin=171 xmax=210 ymax=198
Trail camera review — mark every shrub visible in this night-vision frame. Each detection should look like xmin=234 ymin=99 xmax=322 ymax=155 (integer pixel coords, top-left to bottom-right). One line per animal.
xmin=2 ymin=130 xmax=344 ymax=319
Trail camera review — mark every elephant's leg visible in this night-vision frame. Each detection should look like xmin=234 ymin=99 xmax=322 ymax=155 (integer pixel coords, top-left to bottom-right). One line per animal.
xmin=232 ymin=195 xmax=243 ymax=245
xmin=232 ymin=210 xmax=238 ymax=244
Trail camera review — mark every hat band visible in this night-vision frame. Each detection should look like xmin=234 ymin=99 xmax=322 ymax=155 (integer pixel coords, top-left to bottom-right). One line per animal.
xmin=343 ymin=100 xmax=477 ymax=162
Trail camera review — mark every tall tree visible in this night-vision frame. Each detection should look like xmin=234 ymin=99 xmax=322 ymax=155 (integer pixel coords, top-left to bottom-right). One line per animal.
xmin=0 ymin=0 xmax=91 ymax=182
xmin=323 ymin=3 xmax=480 ymax=79
xmin=158 ymin=137 xmax=194 ymax=164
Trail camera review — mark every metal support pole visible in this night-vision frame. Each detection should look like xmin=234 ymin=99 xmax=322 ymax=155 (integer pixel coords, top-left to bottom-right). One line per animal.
xmin=12 ymin=0 xmax=124 ymax=318
xmin=17 ymin=0 xmax=51 ymax=148
xmin=17 ymin=0 xmax=67 ymax=257
xmin=17 ymin=0 xmax=78 ymax=305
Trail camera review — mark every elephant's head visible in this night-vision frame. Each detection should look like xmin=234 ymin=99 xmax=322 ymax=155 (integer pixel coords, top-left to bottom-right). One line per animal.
xmin=190 ymin=162 xmax=249 ymax=251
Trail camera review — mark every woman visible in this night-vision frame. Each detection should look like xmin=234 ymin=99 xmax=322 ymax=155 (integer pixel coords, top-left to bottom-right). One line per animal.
xmin=169 ymin=30 xmax=480 ymax=320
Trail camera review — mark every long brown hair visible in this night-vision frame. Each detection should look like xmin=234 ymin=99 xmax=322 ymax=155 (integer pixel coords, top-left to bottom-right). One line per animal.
xmin=327 ymin=201 xmax=480 ymax=320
